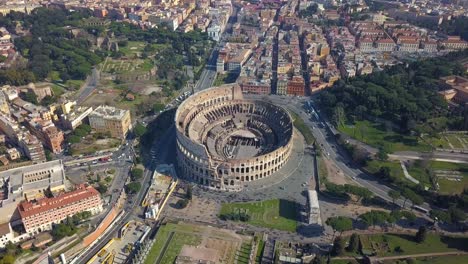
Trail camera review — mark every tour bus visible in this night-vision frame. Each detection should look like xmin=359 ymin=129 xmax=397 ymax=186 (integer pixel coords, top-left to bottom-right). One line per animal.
xmin=412 ymin=205 xmax=430 ymax=215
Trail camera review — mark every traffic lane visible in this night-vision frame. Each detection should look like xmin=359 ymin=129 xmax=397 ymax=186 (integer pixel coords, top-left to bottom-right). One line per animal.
xmin=270 ymin=97 xmax=419 ymax=208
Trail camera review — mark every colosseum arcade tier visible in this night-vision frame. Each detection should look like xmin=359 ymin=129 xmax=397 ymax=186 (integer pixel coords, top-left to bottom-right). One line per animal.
xmin=175 ymin=84 xmax=294 ymax=191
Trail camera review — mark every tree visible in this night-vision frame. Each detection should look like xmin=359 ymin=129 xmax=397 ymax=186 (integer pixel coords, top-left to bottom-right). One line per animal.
xmin=131 ymin=168 xmax=144 ymax=181
xmin=45 ymin=149 xmax=52 ymax=161
xmin=186 ymin=185 xmax=192 ymax=200
xmin=96 ymin=182 xmax=107 ymax=194
xmin=430 ymin=209 xmax=451 ymax=223
xmin=78 ymin=124 xmax=92 ymax=133
xmin=68 ymin=135 xmax=80 ymax=144
xmin=388 ymin=190 xmax=401 ymax=205
xmin=401 ymin=188 xmax=422 ymax=208
xmin=125 ymin=182 xmax=141 ymax=194
xmin=347 ymin=233 xmax=359 ymax=252
xmin=332 ymin=106 xmax=345 ymax=127
xmin=1 ymin=254 xmax=16 ymax=264
xmin=22 ymin=90 xmax=38 ymax=104
xmin=312 ymin=254 xmax=327 ymax=264
xmin=331 ymin=236 xmax=346 ymax=256
xmin=326 ymin=216 xmax=353 ymax=237
xmin=134 ymin=123 xmax=147 ymax=137
xmin=448 ymin=206 xmax=467 ymax=225
xmin=176 ymin=199 xmax=189 ymax=209
xmin=415 ymin=226 xmax=427 ymax=243
xmin=73 ymin=128 xmax=87 ymax=137
xmin=359 ymin=210 xmax=392 ymax=229
xmin=376 ymin=147 xmax=388 ymax=161
xmin=153 ymin=103 xmax=165 ymax=112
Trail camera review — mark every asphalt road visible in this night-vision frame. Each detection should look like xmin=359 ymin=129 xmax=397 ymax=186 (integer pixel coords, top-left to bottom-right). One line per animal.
xmin=77 ymin=10 xmax=236 ymax=263
xmin=76 ymin=68 xmax=100 ymax=105
xmin=250 ymin=94 xmax=431 ymax=211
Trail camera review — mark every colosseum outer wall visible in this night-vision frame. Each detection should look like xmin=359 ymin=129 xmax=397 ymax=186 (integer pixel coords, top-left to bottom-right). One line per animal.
xmin=175 ymin=84 xmax=294 ymax=191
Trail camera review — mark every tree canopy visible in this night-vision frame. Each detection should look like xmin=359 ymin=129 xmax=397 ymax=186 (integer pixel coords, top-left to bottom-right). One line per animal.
xmin=319 ymin=50 xmax=468 ymax=133
xmin=0 ymin=8 xmax=103 ymax=83
xmin=326 ymin=216 xmax=353 ymax=234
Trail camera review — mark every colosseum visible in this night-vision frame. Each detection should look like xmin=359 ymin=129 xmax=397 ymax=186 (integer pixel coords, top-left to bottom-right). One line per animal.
xmin=175 ymin=84 xmax=294 ymax=191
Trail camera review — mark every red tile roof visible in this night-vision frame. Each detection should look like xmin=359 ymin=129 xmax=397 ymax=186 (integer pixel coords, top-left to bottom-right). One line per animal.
xmin=18 ymin=184 xmax=100 ymax=218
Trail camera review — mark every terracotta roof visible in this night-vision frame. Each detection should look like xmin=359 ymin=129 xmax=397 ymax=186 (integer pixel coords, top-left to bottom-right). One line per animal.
xmin=400 ymin=39 xmax=419 ymax=44
xmin=377 ymin=39 xmax=395 ymax=44
xmin=0 ymin=223 xmax=10 ymax=237
xmin=18 ymin=184 xmax=100 ymax=218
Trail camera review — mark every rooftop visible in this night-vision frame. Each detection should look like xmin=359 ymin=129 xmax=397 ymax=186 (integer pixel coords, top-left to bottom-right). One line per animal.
xmin=18 ymin=184 xmax=100 ymax=218
xmin=0 ymin=160 xmax=65 ymax=193
xmin=90 ymin=105 xmax=129 ymax=120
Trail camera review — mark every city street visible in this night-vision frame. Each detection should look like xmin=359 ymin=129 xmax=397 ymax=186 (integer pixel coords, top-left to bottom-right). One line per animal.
xmin=249 ymin=94 xmax=432 ymax=211
xmin=76 ymin=68 xmax=100 ymax=105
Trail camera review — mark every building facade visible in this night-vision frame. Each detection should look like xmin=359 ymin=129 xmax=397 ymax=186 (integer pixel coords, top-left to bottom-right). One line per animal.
xmin=88 ymin=105 xmax=132 ymax=140
xmin=18 ymin=185 xmax=103 ymax=234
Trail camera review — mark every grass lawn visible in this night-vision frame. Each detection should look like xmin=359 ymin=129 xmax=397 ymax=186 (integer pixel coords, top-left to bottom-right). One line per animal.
xmin=143 ymin=223 xmax=202 ymax=264
xmin=290 ymin=111 xmax=315 ymax=145
xmin=383 ymin=255 xmax=468 ymax=264
xmin=407 ymin=161 xmax=468 ymax=194
xmin=219 ymin=199 xmax=298 ymax=232
xmin=432 ymin=161 xmax=468 ymax=194
xmin=360 ymin=233 xmax=468 ymax=257
xmin=52 ymin=84 xmax=66 ymax=97
xmin=65 ymin=79 xmax=85 ymax=90
xmin=159 ymin=232 xmax=201 ymax=263
xmin=425 ymin=136 xmax=452 ymax=149
xmin=330 ymin=259 xmax=360 ymax=264
xmin=48 ymin=70 xmax=61 ymax=81
xmin=318 ymin=156 xmax=328 ymax=183
xmin=407 ymin=165 xmax=432 ymax=187
xmin=101 ymin=58 xmax=153 ymax=74
xmin=214 ymin=72 xmax=238 ymax=86
xmin=446 ymin=134 xmax=465 ymax=149
xmin=119 ymin=41 xmax=146 ymax=56
xmin=255 ymin=239 xmax=265 ymax=264
xmin=70 ymin=137 xmax=120 ymax=156
xmin=364 ymin=160 xmax=404 ymax=181
xmin=338 ymin=121 xmax=431 ymax=153
xmin=237 ymin=242 xmax=252 ymax=264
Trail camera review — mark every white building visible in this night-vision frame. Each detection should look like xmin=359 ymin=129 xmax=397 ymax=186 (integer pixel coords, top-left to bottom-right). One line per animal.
xmin=308 ymin=190 xmax=322 ymax=226
xmin=207 ymin=24 xmax=221 ymax=41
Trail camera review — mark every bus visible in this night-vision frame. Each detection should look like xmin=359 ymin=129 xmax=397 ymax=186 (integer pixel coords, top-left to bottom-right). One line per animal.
xmin=412 ymin=205 xmax=430 ymax=215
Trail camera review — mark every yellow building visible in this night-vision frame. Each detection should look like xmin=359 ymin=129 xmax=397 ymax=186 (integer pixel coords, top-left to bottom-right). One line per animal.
xmin=88 ymin=105 xmax=132 ymax=140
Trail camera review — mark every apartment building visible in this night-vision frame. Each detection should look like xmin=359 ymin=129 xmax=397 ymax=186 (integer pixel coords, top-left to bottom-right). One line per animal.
xmin=89 ymin=105 xmax=132 ymax=140
xmin=399 ymin=40 xmax=420 ymax=52
xmin=0 ymin=223 xmax=13 ymax=248
xmin=0 ymin=160 xmax=66 ymax=225
xmin=18 ymin=184 xmax=103 ymax=234
xmin=287 ymin=76 xmax=306 ymax=96
xmin=376 ymin=38 xmax=396 ymax=52
xmin=239 ymin=79 xmax=271 ymax=95
xmin=27 ymin=120 xmax=64 ymax=154
xmin=0 ymin=91 xmax=9 ymax=115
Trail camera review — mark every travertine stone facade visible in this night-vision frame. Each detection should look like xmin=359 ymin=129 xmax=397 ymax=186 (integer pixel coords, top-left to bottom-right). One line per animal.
xmin=175 ymin=84 xmax=294 ymax=191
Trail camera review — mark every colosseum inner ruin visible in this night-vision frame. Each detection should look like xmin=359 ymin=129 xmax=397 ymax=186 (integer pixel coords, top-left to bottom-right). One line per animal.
xmin=175 ymin=84 xmax=294 ymax=191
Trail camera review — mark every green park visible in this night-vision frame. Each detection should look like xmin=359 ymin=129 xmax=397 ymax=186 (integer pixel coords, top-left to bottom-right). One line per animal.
xmin=219 ymin=199 xmax=298 ymax=232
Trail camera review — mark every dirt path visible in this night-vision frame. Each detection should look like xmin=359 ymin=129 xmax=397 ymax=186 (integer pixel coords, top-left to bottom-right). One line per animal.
xmin=322 ymin=158 xmax=354 ymax=185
